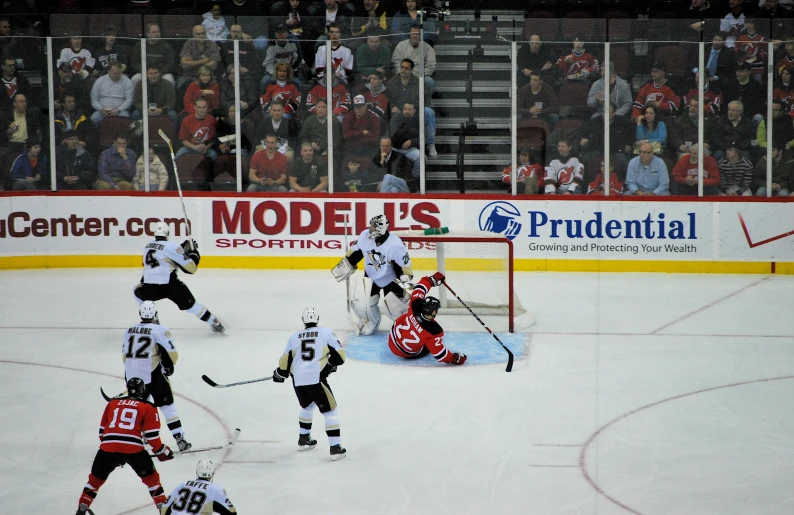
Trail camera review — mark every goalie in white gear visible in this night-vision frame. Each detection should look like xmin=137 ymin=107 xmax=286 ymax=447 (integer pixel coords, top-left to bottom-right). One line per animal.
xmin=331 ymin=215 xmax=413 ymax=335
xmin=160 ymin=459 xmax=237 ymax=514
xmin=133 ymin=222 xmax=225 ymax=333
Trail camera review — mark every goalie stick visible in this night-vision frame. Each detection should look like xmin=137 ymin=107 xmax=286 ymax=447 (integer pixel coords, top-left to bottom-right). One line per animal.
xmin=158 ymin=128 xmax=194 ymax=251
xmin=442 ymin=281 xmax=514 ymax=373
xmin=149 ymin=428 xmax=241 ymax=457
xmin=202 ymin=374 xmax=272 ymax=388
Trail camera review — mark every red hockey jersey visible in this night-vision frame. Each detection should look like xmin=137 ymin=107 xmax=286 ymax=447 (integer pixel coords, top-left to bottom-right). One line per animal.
xmin=684 ymin=86 xmax=723 ymax=116
xmin=178 ymin=114 xmax=216 ymax=145
xmin=555 ymin=50 xmax=599 ymax=79
xmin=260 ymin=81 xmax=302 ymax=115
xmin=306 ymin=82 xmax=351 ymax=117
xmin=388 ymin=276 xmax=454 ymax=363
xmin=587 ymin=173 xmax=624 ymax=195
xmin=632 ymin=80 xmax=680 ymax=118
xmin=736 ymin=32 xmax=767 ymax=76
xmin=99 ymin=397 xmax=163 ymax=454
xmin=502 ymin=163 xmax=543 ymax=184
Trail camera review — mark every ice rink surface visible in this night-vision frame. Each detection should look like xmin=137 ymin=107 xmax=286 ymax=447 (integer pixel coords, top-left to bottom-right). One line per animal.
xmin=2 ymin=268 xmax=794 ymax=515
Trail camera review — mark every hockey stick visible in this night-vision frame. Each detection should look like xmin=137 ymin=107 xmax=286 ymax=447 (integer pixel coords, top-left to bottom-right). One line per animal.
xmin=442 ymin=281 xmax=514 ymax=373
xmin=158 ymin=128 xmax=194 ymax=251
xmin=344 ymin=214 xmax=351 ymax=314
xmin=100 ymin=386 xmax=126 ymax=402
xmin=201 ymin=374 xmax=272 ymax=388
xmin=150 ymin=428 xmax=241 ymax=457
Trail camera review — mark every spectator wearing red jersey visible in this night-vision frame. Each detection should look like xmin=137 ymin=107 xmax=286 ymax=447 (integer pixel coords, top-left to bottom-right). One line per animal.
xmin=260 ymin=62 xmax=302 ymax=119
xmin=775 ymin=42 xmax=794 ymax=76
xmin=684 ymin=70 xmax=723 ymax=116
xmin=343 ymin=95 xmax=381 ymax=157
xmin=587 ymin=157 xmax=624 ymax=196
xmin=74 ymin=378 xmax=173 ymax=515
xmin=735 ymin=19 xmax=767 ymax=80
xmin=502 ymin=146 xmax=541 ymax=194
xmin=182 ymin=65 xmax=220 ymax=116
xmin=359 ymin=70 xmax=390 ymax=126
xmin=671 ymin=142 xmax=721 ymax=195
xmin=306 ymin=72 xmax=351 ymax=121
xmin=555 ymin=36 xmax=599 ymax=86
xmin=175 ymin=97 xmax=218 ymax=161
xmin=247 ymin=132 xmax=289 ymax=192
xmin=632 ymin=61 xmax=680 ymax=120
xmin=773 ymin=66 xmax=794 ymax=114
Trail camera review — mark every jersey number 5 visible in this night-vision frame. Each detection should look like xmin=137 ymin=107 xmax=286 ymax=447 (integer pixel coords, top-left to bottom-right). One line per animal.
xmin=172 ymin=488 xmax=207 ymax=514
xmin=126 ymin=335 xmax=151 ymax=359
xmin=301 ymin=339 xmax=315 ymax=361
xmin=145 ymin=249 xmax=159 ymax=268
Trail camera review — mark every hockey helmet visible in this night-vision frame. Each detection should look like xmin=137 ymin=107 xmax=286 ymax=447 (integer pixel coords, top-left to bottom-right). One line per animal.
xmin=139 ymin=301 xmax=158 ymax=321
xmin=153 ymin=221 xmax=170 ymax=239
xmin=302 ymin=307 xmax=320 ymax=325
xmin=196 ymin=459 xmax=216 ymax=481
xmin=368 ymin=215 xmax=389 ymax=238
xmin=420 ymin=296 xmax=440 ymax=320
xmin=126 ymin=377 xmax=147 ymax=399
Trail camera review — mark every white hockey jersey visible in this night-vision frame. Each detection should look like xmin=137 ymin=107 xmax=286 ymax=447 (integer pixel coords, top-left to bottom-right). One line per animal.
xmin=314 ymin=44 xmax=354 ymax=82
xmin=544 ymin=157 xmax=584 ymax=193
xmin=161 ymin=478 xmax=236 ymax=515
xmin=122 ymin=321 xmax=177 ymax=384
xmin=279 ymin=326 xmax=344 ymax=386
xmin=142 ymin=239 xmax=197 ymax=285
xmin=56 ymin=48 xmax=96 ymax=76
xmin=351 ymin=230 xmax=412 ymax=288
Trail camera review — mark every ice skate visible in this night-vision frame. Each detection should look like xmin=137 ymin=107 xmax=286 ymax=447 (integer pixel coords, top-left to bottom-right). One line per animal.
xmin=175 ymin=433 xmax=192 ymax=452
xmin=298 ymin=433 xmax=317 ymax=451
xmin=330 ymin=444 xmax=346 ymax=461
xmin=211 ymin=318 xmax=225 ymax=334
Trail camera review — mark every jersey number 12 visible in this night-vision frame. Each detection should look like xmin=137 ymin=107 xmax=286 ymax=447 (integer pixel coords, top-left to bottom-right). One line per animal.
xmin=126 ymin=335 xmax=151 ymax=359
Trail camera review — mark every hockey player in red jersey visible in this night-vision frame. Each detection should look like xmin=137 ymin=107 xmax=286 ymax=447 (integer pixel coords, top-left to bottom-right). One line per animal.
xmin=388 ymin=272 xmax=467 ymax=365
xmin=75 ymin=377 xmax=174 ymax=515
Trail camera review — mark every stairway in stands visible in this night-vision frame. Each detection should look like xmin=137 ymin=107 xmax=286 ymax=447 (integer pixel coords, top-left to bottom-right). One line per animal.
xmin=427 ymin=9 xmax=524 ymax=193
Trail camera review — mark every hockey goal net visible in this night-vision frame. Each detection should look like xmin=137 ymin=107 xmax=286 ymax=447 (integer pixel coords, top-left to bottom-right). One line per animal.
xmin=391 ymin=230 xmax=529 ymax=332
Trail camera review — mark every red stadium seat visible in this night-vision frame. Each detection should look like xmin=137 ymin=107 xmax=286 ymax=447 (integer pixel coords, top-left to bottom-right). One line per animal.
xmin=654 ymin=45 xmax=690 ymax=76
xmin=98 ymin=117 xmax=135 ymax=148
xmin=175 ymin=153 xmax=212 ymax=190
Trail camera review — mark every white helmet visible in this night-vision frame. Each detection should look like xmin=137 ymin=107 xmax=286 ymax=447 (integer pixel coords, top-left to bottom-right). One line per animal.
xmin=153 ymin=222 xmax=170 ymax=238
xmin=302 ymin=307 xmax=320 ymax=325
xmin=368 ymin=215 xmax=389 ymax=239
xmin=139 ymin=301 xmax=158 ymax=320
xmin=196 ymin=459 xmax=215 ymax=481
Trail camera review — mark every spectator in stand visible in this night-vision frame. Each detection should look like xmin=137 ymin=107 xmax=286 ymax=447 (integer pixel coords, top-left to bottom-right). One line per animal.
xmin=90 ymin=62 xmax=133 ymax=126
xmin=373 ymin=136 xmax=415 ymax=193
xmin=671 ymin=142 xmax=720 ymax=195
xmin=517 ymin=72 xmax=559 ymax=127
xmin=517 ymin=34 xmax=556 ymax=88
xmin=257 ymin=100 xmax=298 ymax=161
xmin=718 ymin=140 xmax=754 ymax=195
xmin=391 ymin=25 xmax=436 ymax=94
xmin=1 ymin=56 xmax=31 ymax=113
xmin=555 ymin=36 xmax=599 ymax=86
xmin=578 ymin=103 xmax=633 ymax=171
xmin=202 ymin=4 xmax=231 ymax=43
xmin=670 ymin=97 xmax=713 ymax=159
xmin=8 ymin=138 xmax=47 ymax=190
xmin=0 ymin=18 xmax=17 ymax=63
xmin=93 ymin=29 xmax=128 ymax=77
xmin=219 ymin=64 xmax=257 ymax=116
xmin=341 ymin=155 xmax=371 ymax=192
xmin=214 ymin=105 xmax=252 ymax=157
xmin=276 ymin=0 xmax=311 ymax=39
xmin=587 ymin=63 xmax=632 ymax=120
xmin=56 ymin=37 xmax=95 ymax=80
xmin=720 ymin=0 xmax=748 ymax=48
xmin=392 ymin=0 xmax=436 ymax=44
xmin=315 ymin=23 xmax=354 ymax=84
xmin=55 ymin=130 xmax=96 ymax=190
xmin=179 ymin=25 xmax=221 ymax=89
xmin=54 ymin=93 xmax=94 ymax=148
xmin=321 ymin=0 xmax=352 ymax=35
xmin=735 ymin=19 xmax=767 ymax=81
xmin=683 ymin=70 xmax=723 ymax=116
xmin=757 ymin=100 xmax=793 ymax=153
xmin=132 ymin=143 xmax=169 ymax=191
xmin=385 ymin=59 xmax=437 ymax=156
xmin=775 ymin=42 xmax=794 ymax=75
xmin=543 ymin=140 xmax=584 ymax=194
xmin=389 ymin=100 xmax=425 ymax=177
xmin=632 ymin=62 xmax=680 ymax=120
xmin=132 ymin=66 xmax=177 ymax=122
xmin=96 ymin=134 xmax=136 ymax=190
xmin=220 ymin=24 xmax=260 ymax=90
xmin=502 ymin=146 xmax=542 ymax=194
xmin=343 ymin=94 xmax=381 ymax=156
xmin=587 ymin=157 xmax=624 ymax=196
xmin=306 ymin=73 xmax=350 ymax=120
xmin=262 ymin=25 xmax=304 ymax=91
xmin=175 ymin=98 xmax=218 ymax=161
xmin=356 ymin=36 xmax=390 ymax=82
xmin=261 ymin=62 xmax=303 ymax=119
xmin=759 ymin=0 xmax=794 ymax=18
xmin=300 ymin=98 xmax=343 ymax=157
xmin=0 ymin=93 xmax=41 ymax=165
xmin=698 ymin=34 xmax=737 ymax=86
xmin=687 ymin=0 xmax=720 ymax=33
xmin=247 ymin=132 xmax=289 ymax=192
xmin=754 ymin=137 xmax=793 ymax=195
xmin=289 ymin=141 xmax=328 ymax=192
xmin=624 ymin=141 xmax=670 ymax=195
xmin=182 ymin=66 xmax=220 ymax=117
xmin=130 ymin=23 xmax=176 ymax=86
xmin=773 ymin=66 xmax=794 ymax=114
xmin=351 ymin=0 xmax=390 ymax=40
xmin=360 ymin=70 xmax=390 ymax=126
xmin=53 ymin=62 xmax=92 ymax=114
xmin=710 ymin=100 xmax=754 ymax=160
xmin=635 ymin=105 xmax=667 ymax=155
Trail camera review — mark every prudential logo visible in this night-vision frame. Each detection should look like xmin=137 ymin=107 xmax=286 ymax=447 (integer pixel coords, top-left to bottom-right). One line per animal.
xmin=479 ymin=201 xmax=522 ymax=240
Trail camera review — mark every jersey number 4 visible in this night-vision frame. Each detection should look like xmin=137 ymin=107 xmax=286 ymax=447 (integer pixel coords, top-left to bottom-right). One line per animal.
xmin=145 ymin=249 xmax=160 ymax=268
xmin=126 ymin=335 xmax=151 ymax=359
xmin=172 ymin=488 xmax=207 ymax=514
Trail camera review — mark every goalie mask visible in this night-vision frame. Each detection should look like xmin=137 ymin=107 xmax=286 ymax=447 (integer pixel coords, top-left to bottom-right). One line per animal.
xmin=302 ymin=307 xmax=320 ymax=325
xmin=420 ymin=296 xmax=441 ymax=320
xmin=368 ymin=215 xmax=389 ymax=239
xmin=153 ymin=222 xmax=170 ymax=239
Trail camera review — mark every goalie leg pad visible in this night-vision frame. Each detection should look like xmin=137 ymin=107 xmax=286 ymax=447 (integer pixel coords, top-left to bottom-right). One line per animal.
xmin=383 ymin=291 xmax=409 ymax=320
xmin=361 ymin=295 xmax=381 ymax=335
xmin=331 ymin=257 xmax=355 ymax=282
xmin=349 ymin=277 xmax=372 ymax=334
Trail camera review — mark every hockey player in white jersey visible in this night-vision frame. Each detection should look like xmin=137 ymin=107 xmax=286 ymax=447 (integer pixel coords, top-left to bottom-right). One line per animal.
xmin=134 ymin=221 xmax=225 ymax=333
xmin=272 ymin=307 xmax=347 ymax=461
xmin=331 ymin=214 xmax=413 ymax=335
xmin=160 ymin=459 xmax=237 ymax=515
xmin=124 ymin=301 xmax=192 ymax=452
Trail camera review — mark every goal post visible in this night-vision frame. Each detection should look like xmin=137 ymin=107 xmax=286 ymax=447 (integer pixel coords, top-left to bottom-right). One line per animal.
xmin=392 ymin=230 xmax=528 ymax=332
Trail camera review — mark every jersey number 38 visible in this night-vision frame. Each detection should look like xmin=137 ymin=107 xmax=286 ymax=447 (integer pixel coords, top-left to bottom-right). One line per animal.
xmin=171 ymin=488 xmax=207 ymax=514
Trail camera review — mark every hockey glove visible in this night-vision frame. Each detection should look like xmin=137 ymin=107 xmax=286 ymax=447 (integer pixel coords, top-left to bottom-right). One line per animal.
xmin=186 ymin=248 xmax=201 ymax=265
xmin=322 ymin=364 xmax=338 ymax=377
xmin=181 ymin=239 xmax=198 ymax=253
xmin=153 ymin=444 xmax=174 ymax=461
xmin=272 ymin=369 xmax=287 ymax=383
xmin=429 ymin=272 xmax=446 ymax=287
xmin=161 ymin=364 xmax=174 ymax=376
xmin=451 ymin=352 xmax=467 ymax=365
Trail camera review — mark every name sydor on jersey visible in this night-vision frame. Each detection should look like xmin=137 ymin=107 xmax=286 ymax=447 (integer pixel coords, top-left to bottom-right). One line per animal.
xmin=123 ymin=322 xmax=176 ymax=383
xmin=351 ymin=230 xmax=411 ymax=288
xmin=142 ymin=239 xmax=196 ymax=284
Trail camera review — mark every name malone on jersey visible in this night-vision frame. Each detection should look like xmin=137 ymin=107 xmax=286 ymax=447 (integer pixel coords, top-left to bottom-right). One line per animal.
xmin=127 ymin=326 xmax=153 ymax=335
